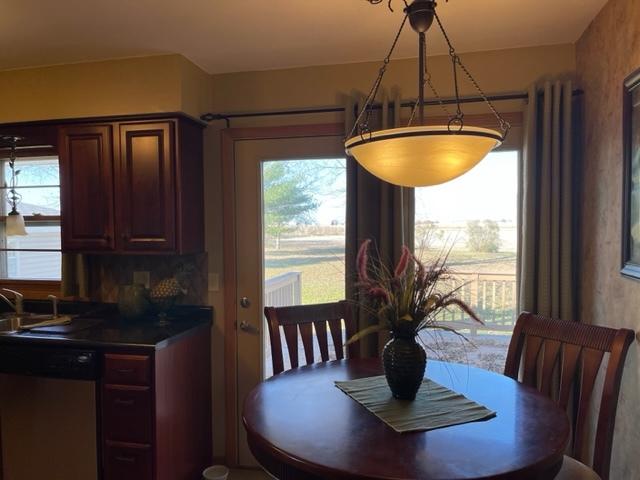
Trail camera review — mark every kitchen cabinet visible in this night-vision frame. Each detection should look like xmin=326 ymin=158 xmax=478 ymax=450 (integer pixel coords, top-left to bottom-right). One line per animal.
xmin=58 ymin=124 xmax=116 ymax=251
xmin=101 ymin=328 xmax=212 ymax=480
xmin=117 ymin=122 xmax=176 ymax=252
xmin=58 ymin=114 xmax=204 ymax=254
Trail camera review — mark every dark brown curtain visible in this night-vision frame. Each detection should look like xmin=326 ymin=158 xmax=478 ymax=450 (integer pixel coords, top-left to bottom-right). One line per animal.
xmin=518 ymin=80 xmax=580 ymax=320
xmin=345 ymin=89 xmax=415 ymax=357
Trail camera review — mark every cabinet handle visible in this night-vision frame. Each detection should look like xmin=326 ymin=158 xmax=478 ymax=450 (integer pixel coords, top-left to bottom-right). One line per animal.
xmin=116 ymin=368 xmax=134 ymax=374
xmin=114 ymin=455 xmax=136 ymax=464
xmin=114 ymin=398 xmax=135 ymax=406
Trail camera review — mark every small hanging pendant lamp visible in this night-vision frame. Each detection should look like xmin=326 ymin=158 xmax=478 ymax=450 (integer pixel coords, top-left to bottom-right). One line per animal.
xmin=345 ymin=0 xmax=510 ymax=187
xmin=1 ymin=136 xmax=28 ymax=236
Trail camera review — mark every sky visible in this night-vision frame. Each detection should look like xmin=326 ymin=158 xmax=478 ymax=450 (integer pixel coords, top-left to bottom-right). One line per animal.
xmin=294 ymin=150 xmax=519 ymax=225
xmin=415 ymin=150 xmax=519 ymax=223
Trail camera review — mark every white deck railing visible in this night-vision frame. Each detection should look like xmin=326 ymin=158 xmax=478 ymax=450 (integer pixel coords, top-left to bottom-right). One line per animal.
xmin=435 ymin=272 xmax=517 ymax=334
xmin=263 ymin=270 xmax=517 ymax=336
xmin=264 ymin=272 xmax=302 ymax=308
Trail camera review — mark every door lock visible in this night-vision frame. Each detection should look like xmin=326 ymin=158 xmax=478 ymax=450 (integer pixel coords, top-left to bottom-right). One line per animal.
xmin=239 ymin=321 xmax=259 ymax=334
xmin=240 ymin=297 xmax=251 ymax=308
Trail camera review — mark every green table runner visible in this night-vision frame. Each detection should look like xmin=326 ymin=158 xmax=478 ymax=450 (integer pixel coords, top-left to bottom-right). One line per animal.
xmin=335 ymin=375 xmax=496 ymax=433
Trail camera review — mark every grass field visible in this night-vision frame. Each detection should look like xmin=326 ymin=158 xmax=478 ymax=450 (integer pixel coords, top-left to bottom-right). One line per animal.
xmin=264 ymin=233 xmax=517 ymax=373
xmin=265 ymin=236 xmax=346 ymax=304
xmin=264 ymin=234 xmax=516 ymax=305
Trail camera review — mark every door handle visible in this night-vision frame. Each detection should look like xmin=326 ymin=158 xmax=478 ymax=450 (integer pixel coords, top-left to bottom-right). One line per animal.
xmin=239 ymin=321 xmax=259 ymax=334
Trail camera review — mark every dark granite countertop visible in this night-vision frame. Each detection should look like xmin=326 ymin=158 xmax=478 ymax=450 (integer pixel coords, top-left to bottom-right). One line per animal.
xmin=0 ymin=301 xmax=213 ymax=350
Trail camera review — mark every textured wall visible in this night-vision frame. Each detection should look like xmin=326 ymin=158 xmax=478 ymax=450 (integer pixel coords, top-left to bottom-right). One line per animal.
xmin=576 ymin=0 xmax=640 ymax=477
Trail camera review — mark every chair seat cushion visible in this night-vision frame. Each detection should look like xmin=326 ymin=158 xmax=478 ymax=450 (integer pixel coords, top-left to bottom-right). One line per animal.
xmin=554 ymin=455 xmax=601 ymax=480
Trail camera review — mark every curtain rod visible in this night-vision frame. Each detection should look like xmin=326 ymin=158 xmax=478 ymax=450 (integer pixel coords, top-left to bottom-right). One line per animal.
xmin=201 ymin=90 xmax=583 ymax=126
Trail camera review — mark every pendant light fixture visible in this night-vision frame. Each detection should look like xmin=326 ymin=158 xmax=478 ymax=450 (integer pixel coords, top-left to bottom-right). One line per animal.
xmin=345 ymin=0 xmax=511 ymax=187
xmin=1 ymin=136 xmax=27 ymax=236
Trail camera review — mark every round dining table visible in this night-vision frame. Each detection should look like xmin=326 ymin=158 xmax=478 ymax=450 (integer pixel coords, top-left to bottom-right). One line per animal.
xmin=242 ymin=358 xmax=570 ymax=480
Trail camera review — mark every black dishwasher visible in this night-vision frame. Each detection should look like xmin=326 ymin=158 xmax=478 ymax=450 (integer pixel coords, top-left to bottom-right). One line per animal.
xmin=0 ymin=345 xmax=99 ymax=380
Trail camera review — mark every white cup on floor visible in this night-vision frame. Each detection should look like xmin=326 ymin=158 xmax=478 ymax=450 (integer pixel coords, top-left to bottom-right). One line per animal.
xmin=203 ymin=465 xmax=229 ymax=480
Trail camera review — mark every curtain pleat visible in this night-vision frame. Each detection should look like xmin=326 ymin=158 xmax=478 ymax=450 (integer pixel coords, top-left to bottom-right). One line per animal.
xmin=518 ymin=80 xmax=578 ymax=320
xmin=345 ymin=89 xmax=415 ymax=357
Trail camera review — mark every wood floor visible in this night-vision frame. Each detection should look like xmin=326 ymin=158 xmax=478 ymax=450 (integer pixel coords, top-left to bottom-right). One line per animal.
xmin=228 ymin=468 xmax=271 ymax=479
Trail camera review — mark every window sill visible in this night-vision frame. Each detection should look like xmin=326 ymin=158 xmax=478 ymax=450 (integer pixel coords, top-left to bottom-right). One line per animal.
xmin=0 ymin=280 xmax=61 ymax=300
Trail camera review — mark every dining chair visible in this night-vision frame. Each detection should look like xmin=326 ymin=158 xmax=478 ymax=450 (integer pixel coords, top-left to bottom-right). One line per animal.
xmin=504 ymin=311 xmax=634 ymax=480
xmin=264 ymin=300 xmax=359 ymax=375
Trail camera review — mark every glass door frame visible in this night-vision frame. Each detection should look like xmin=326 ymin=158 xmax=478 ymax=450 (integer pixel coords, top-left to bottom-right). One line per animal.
xmin=220 ymin=122 xmax=345 ymax=466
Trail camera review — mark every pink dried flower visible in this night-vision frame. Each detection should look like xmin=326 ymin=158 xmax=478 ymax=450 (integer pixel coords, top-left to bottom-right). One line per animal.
xmin=440 ymin=298 xmax=484 ymax=325
xmin=368 ymin=287 xmax=390 ymax=303
xmin=394 ymin=246 xmax=411 ymax=278
xmin=357 ymin=239 xmax=372 ymax=284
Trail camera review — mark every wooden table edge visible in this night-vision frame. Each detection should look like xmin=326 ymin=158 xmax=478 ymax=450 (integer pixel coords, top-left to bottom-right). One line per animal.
xmin=242 ymin=359 xmax=570 ymax=480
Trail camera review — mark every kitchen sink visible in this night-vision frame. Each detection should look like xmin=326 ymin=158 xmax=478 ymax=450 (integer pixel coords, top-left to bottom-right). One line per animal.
xmin=0 ymin=313 xmax=73 ymax=334
xmin=0 ymin=315 xmax=24 ymax=334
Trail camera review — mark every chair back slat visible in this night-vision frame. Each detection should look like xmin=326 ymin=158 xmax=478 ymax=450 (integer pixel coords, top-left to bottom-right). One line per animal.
xmin=504 ymin=312 xmax=634 ymax=480
xmin=265 ymin=307 xmax=285 ymax=375
xmin=522 ymin=335 xmax=544 ymax=387
xmin=573 ymin=347 xmax=605 ymax=464
xmin=558 ymin=343 xmax=581 ymax=410
xmin=264 ymin=301 xmax=359 ymax=375
xmin=299 ymin=322 xmax=315 ymax=365
xmin=282 ymin=324 xmax=299 ymax=369
xmin=328 ymin=318 xmax=344 ymax=360
xmin=593 ymin=330 xmax=634 ymax=477
xmin=314 ymin=321 xmax=330 ymax=361
xmin=270 ymin=302 xmax=349 ymax=325
xmin=539 ymin=339 xmax=562 ymax=396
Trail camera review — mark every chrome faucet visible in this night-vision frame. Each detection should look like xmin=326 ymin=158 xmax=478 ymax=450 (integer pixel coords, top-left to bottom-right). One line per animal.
xmin=0 ymin=288 xmax=24 ymax=315
xmin=48 ymin=294 xmax=58 ymax=318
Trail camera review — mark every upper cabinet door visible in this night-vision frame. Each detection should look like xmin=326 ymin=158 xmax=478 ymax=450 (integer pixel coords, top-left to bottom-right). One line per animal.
xmin=117 ymin=122 xmax=176 ymax=252
xmin=59 ymin=124 xmax=116 ymax=251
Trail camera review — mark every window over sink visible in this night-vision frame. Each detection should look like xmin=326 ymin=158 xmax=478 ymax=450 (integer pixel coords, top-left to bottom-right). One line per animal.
xmin=0 ymin=154 xmax=61 ymax=282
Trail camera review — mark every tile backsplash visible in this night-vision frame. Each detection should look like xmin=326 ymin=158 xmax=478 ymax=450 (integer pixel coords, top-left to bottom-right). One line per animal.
xmin=87 ymin=253 xmax=208 ymax=305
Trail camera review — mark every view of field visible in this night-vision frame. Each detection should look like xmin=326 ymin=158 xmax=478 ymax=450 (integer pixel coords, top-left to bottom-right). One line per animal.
xmin=263 ymin=227 xmax=516 ymax=374
xmin=264 ymin=226 xmax=516 ymax=305
xmin=261 ymin=152 xmax=519 ymax=375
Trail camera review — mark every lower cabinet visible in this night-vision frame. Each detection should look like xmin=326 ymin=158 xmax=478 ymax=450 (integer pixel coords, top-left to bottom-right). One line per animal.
xmin=104 ymin=442 xmax=153 ymax=480
xmin=100 ymin=327 xmax=212 ymax=480
xmin=103 ymin=385 xmax=153 ymax=444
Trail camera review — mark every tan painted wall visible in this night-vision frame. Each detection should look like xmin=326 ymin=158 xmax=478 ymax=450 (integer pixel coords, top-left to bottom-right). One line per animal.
xmin=212 ymin=44 xmax=576 ymax=112
xmin=576 ymin=0 xmax=640 ymax=477
xmin=0 ymin=54 xmax=208 ymax=122
xmin=178 ymin=55 xmax=213 ymax=119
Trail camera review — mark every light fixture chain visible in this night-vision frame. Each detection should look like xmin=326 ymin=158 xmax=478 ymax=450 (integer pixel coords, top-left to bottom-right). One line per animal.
xmin=366 ymin=0 xmax=409 ymax=13
xmin=348 ymin=13 xmax=409 ymax=139
xmin=408 ymin=34 xmax=451 ymax=126
xmin=449 ymin=51 xmax=464 ymax=125
xmin=434 ymin=11 xmax=511 ymax=137
xmin=5 ymin=137 xmax=22 ymax=214
xmin=456 ymin=58 xmax=511 ymax=135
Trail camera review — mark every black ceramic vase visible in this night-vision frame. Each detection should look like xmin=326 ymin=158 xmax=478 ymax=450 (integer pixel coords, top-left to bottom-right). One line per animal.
xmin=382 ymin=333 xmax=427 ymax=400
